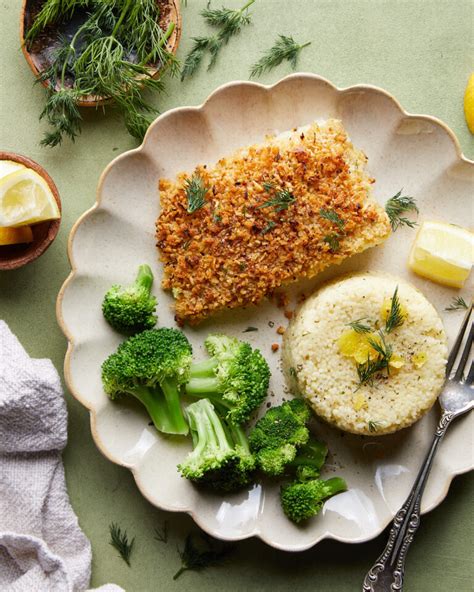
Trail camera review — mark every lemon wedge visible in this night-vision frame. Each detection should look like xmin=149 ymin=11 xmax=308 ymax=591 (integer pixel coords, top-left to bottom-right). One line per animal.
xmin=0 ymin=226 xmax=34 ymax=246
xmin=0 ymin=168 xmax=60 ymax=227
xmin=408 ymin=221 xmax=474 ymax=288
xmin=464 ymin=73 xmax=474 ymax=134
xmin=0 ymin=160 xmax=25 ymax=178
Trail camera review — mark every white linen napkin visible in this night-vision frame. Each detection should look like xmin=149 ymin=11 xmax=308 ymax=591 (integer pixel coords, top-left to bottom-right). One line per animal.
xmin=0 ymin=320 xmax=124 ymax=592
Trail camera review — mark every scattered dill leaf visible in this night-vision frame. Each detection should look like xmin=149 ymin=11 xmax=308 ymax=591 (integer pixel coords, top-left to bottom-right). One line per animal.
xmin=323 ymin=233 xmax=341 ymax=252
xmin=385 ymin=286 xmax=405 ymax=333
xmin=260 ymin=220 xmax=277 ymax=234
xmin=250 ymin=35 xmax=311 ymax=78
xmin=173 ymin=532 xmax=234 ymax=580
xmin=181 ymin=0 xmax=255 ymax=80
xmin=319 ymin=208 xmax=345 ymax=231
xmin=347 ymin=318 xmax=371 ymax=334
xmin=445 ymin=296 xmax=468 ymax=311
xmin=154 ymin=521 xmax=168 ymax=543
xmin=109 ymin=523 xmax=134 ymax=567
xmin=185 ymin=174 xmax=209 ymax=213
xmin=262 ymin=181 xmax=275 ymax=192
xmin=289 ymin=367 xmax=297 ymax=378
xmin=357 ymin=332 xmax=392 ymax=387
xmin=258 ymin=188 xmax=296 ymax=213
xmin=243 ymin=326 xmax=259 ymax=332
xmin=368 ymin=420 xmax=382 ymax=433
xmin=385 ymin=190 xmax=419 ymax=231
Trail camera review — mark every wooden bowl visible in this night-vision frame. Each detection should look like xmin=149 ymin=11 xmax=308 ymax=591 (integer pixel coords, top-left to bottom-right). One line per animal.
xmin=20 ymin=0 xmax=182 ymax=107
xmin=0 ymin=152 xmax=61 ymax=271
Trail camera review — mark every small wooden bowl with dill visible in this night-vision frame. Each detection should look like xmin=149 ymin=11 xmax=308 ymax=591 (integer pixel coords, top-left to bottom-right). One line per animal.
xmin=20 ymin=0 xmax=182 ymax=147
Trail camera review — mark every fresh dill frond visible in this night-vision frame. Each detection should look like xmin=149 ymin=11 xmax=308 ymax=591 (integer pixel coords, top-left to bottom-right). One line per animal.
xmin=109 ymin=523 xmax=135 ymax=567
xmin=173 ymin=532 xmax=234 ymax=580
xmin=367 ymin=330 xmax=393 ymax=361
xmin=323 ymin=233 xmax=341 ymax=252
xmin=385 ymin=190 xmax=419 ymax=231
xmin=250 ymin=35 xmax=311 ymax=78
xmin=181 ymin=0 xmax=254 ymax=79
xmin=445 ymin=296 xmax=469 ymax=311
xmin=184 ymin=174 xmax=209 ymax=213
xmin=25 ymin=0 xmax=86 ymax=43
xmin=154 ymin=521 xmax=168 ymax=543
xmin=357 ymin=332 xmax=392 ymax=387
xmin=39 ymin=88 xmax=83 ymax=147
xmin=258 ymin=188 xmax=296 ymax=213
xmin=261 ymin=221 xmax=277 ymax=234
xmin=262 ymin=182 xmax=275 ymax=192
xmin=319 ymin=208 xmax=345 ymax=231
xmin=385 ymin=286 xmax=405 ymax=333
xmin=368 ymin=420 xmax=382 ymax=433
xmin=181 ymin=37 xmax=218 ymax=80
xmin=347 ymin=318 xmax=372 ymax=334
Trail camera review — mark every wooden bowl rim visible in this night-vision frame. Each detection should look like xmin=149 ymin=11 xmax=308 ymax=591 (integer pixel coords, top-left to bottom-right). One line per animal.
xmin=20 ymin=0 xmax=182 ymax=108
xmin=0 ymin=151 xmax=62 ymax=271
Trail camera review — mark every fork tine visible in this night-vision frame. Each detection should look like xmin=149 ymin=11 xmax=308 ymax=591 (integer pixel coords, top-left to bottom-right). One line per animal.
xmin=466 ymin=361 xmax=474 ymax=385
xmin=446 ymin=304 xmax=473 ymax=377
xmin=453 ymin=321 xmax=473 ymax=381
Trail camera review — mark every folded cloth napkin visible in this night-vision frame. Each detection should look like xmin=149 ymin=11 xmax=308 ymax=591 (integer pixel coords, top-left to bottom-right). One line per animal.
xmin=0 ymin=321 xmax=124 ymax=592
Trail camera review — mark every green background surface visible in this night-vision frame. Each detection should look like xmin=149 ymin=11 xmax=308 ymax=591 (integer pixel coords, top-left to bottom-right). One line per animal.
xmin=1 ymin=0 xmax=473 ymax=590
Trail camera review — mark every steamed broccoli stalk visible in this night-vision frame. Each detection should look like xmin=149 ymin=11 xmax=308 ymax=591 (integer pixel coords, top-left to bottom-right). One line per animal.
xmin=289 ymin=439 xmax=328 ymax=481
xmin=101 ymin=328 xmax=192 ymax=435
xmin=178 ymin=398 xmax=255 ymax=492
xmin=248 ymin=399 xmax=311 ymax=476
xmin=185 ymin=334 xmax=270 ymax=425
xmin=280 ymin=476 xmax=347 ymax=524
xmin=102 ymin=264 xmax=157 ymax=334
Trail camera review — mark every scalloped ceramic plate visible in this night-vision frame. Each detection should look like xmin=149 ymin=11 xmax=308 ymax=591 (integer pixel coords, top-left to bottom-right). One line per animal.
xmin=57 ymin=74 xmax=473 ymax=551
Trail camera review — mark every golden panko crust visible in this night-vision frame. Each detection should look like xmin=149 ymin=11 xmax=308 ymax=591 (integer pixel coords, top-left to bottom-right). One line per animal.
xmin=156 ymin=120 xmax=391 ymax=324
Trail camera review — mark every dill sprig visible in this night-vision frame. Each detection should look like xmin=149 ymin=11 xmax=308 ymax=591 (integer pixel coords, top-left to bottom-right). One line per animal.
xmin=319 ymin=208 xmax=345 ymax=231
xmin=368 ymin=420 xmax=382 ymax=433
xmin=445 ymin=296 xmax=469 ymax=311
xmin=258 ymin=187 xmax=296 ymax=213
xmin=357 ymin=331 xmax=392 ymax=387
xmin=154 ymin=521 xmax=168 ymax=544
xmin=347 ymin=318 xmax=372 ymax=334
xmin=250 ymin=35 xmax=311 ymax=78
xmin=385 ymin=286 xmax=405 ymax=333
xmin=25 ymin=0 xmax=88 ymax=43
xmin=385 ymin=190 xmax=419 ymax=231
xmin=260 ymin=220 xmax=277 ymax=235
xmin=173 ymin=532 xmax=234 ymax=580
xmin=184 ymin=174 xmax=209 ymax=213
xmin=109 ymin=523 xmax=135 ymax=567
xmin=323 ymin=233 xmax=340 ymax=252
xmin=181 ymin=0 xmax=255 ymax=80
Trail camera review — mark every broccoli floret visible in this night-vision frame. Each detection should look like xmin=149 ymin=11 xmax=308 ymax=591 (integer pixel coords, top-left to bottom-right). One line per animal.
xmin=101 ymin=328 xmax=191 ymax=435
xmin=178 ymin=398 xmax=255 ymax=492
xmin=289 ymin=439 xmax=328 ymax=481
xmin=249 ymin=399 xmax=310 ymax=476
xmin=280 ymin=476 xmax=347 ymax=523
xmin=102 ymin=264 xmax=157 ymax=334
xmin=185 ymin=334 xmax=270 ymax=425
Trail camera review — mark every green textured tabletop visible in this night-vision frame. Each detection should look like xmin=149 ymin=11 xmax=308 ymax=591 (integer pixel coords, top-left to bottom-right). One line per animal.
xmin=1 ymin=1 xmax=473 ymax=590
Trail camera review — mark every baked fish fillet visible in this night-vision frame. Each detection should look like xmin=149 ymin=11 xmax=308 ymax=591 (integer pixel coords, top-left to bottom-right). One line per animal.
xmin=156 ymin=120 xmax=391 ymax=325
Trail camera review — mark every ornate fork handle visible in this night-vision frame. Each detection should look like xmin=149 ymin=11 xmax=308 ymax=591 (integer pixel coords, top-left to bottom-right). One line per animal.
xmin=362 ymin=411 xmax=455 ymax=592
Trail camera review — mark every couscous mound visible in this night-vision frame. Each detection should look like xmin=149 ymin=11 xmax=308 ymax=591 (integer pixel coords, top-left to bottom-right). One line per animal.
xmin=283 ymin=273 xmax=447 ymax=435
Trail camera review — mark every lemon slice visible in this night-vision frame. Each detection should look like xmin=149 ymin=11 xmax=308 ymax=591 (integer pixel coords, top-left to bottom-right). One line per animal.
xmin=0 ymin=226 xmax=34 ymax=246
xmin=0 ymin=168 xmax=60 ymax=227
xmin=0 ymin=160 xmax=25 ymax=178
xmin=464 ymin=73 xmax=474 ymax=134
xmin=408 ymin=221 xmax=474 ymax=288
